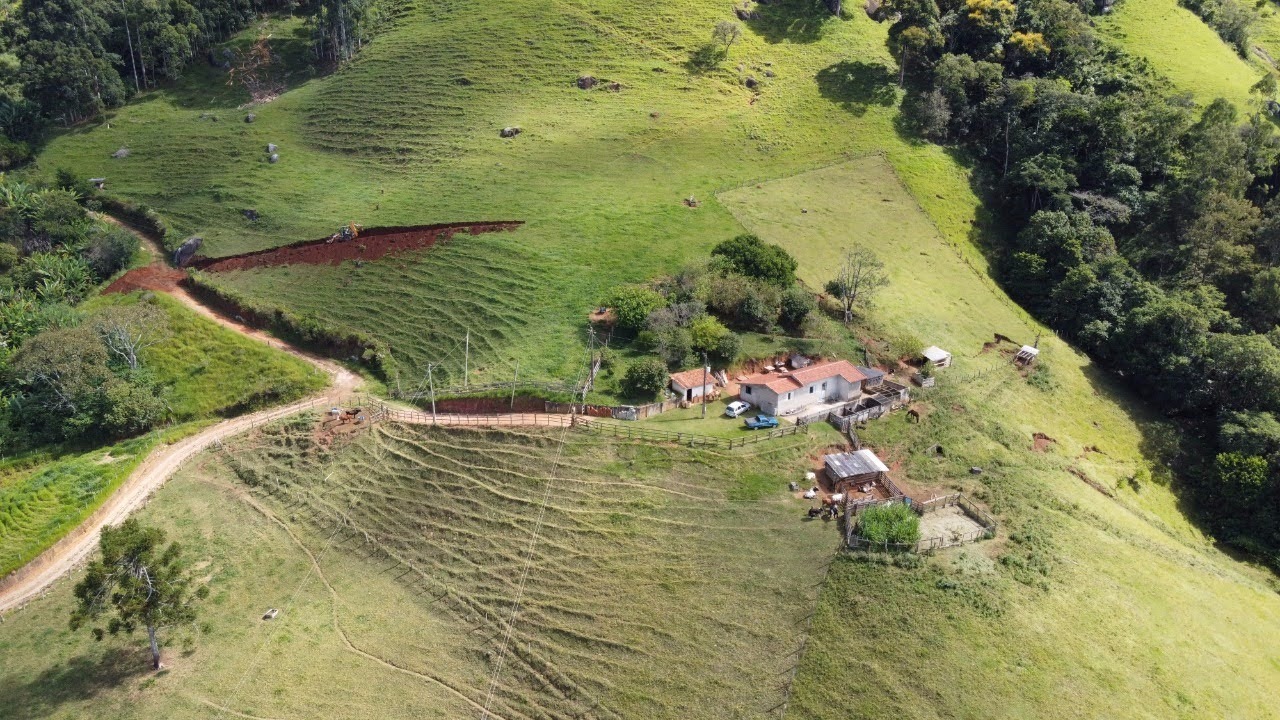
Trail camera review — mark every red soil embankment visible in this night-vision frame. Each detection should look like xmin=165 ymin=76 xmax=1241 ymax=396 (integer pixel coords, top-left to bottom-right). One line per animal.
xmin=188 ymin=221 xmax=524 ymax=272
xmin=103 ymin=265 xmax=187 ymax=294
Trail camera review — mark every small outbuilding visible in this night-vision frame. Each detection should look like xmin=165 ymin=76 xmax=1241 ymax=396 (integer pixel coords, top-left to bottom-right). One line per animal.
xmin=1014 ymin=345 xmax=1040 ymax=366
xmin=669 ymin=367 xmax=715 ymax=402
xmin=922 ymin=346 xmax=952 ymax=368
xmin=857 ymin=365 xmax=886 ymax=389
xmin=824 ymin=449 xmax=889 ymax=492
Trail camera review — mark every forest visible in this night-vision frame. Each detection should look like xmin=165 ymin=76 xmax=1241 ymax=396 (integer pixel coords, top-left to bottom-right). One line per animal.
xmin=0 ymin=0 xmax=383 ymax=167
xmin=886 ymin=0 xmax=1280 ymax=563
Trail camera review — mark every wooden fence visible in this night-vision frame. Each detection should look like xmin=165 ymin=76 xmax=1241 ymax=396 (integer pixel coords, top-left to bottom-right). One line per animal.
xmin=572 ymin=417 xmax=806 ymax=450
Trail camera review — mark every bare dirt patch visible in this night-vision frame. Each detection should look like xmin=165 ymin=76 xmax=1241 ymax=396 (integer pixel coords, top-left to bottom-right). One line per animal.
xmin=1032 ymin=432 xmax=1056 ymax=453
xmin=189 ymin=221 xmax=524 ymax=272
xmin=103 ymin=265 xmax=187 ymax=294
xmin=919 ymin=505 xmax=987 ymax=543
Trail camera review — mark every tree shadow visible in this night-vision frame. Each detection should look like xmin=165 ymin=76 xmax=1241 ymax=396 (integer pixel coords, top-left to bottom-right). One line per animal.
xmin=746 ymin=0 xmax=836 ymax=44
xmin=815 ymin=60 xmax=898 ymax=116
xmin=0 ymin=646 xmax=150 ymax=720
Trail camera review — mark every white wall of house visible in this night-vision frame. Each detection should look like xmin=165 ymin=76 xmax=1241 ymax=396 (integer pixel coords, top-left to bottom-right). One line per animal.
xmin=741 ymin=376 xmax=861 ymax=416
xmin=671 ymin=381 xmax=714 ymax=401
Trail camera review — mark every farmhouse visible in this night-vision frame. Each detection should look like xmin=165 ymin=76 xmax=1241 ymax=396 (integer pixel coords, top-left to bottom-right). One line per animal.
xmin=669 ymin=367 xmax=715 ymax=401
xmin=738 ymin=359 xmax=867 ymax=416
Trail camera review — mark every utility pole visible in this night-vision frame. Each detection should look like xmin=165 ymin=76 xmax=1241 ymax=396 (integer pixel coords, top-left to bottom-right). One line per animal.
xmin=427 ymin=364 xmax=437 ymax=420
xmin=510 ymin=359 xmax=519 ymax=411
xmin=464 ymin=331 xmax=470 ymax=389
xmin=701 ymin=352 xmax=708 ymax=419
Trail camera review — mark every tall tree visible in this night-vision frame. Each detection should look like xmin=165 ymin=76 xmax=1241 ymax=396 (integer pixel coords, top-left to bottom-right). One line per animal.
xmin=71 ymin=519 xmax=208 ymax=670
xmin=824 ymin=247 xmax=889 ymax=322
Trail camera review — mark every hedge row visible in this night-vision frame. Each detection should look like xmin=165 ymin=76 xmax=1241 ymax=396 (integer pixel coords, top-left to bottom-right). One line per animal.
xmin=186 ymin=271 xmax=399 ymax=384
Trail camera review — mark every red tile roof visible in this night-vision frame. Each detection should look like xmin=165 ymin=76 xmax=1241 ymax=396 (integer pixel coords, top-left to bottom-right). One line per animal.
xmin=738 ymin=360 xmax=867 ymax=395
xmin=669 ymin=367 xmax=714 ymax=390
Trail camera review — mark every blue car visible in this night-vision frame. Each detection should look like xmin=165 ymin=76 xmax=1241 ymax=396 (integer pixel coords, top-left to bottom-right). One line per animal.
xmin=744 ymin=414 xmax=779 ymax=430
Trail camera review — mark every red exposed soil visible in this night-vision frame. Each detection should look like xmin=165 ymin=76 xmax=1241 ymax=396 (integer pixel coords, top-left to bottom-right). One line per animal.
xmin=1032 ymin=432 xmax=1056 ymax=453
xmin=103 ymin=265 xmax=187 ymax=294
xmin=188 ymin=221 xmax=524 ymax=273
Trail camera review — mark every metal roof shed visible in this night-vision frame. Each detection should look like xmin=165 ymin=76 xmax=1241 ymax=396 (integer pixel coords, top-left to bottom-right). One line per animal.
xmin=824 ymin=450 xmax=890 ymax=480
xmin=922 ymin=346 xmax=952 ymax=368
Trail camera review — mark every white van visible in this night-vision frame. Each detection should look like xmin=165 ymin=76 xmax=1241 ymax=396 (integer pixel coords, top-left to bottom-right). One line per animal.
xmin=724 ymin=400 xmax=751 ymax=418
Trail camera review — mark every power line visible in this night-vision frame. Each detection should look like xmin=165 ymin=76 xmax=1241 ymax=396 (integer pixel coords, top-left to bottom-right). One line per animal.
xmin=477 ymin=326 xmax=595 ymax=720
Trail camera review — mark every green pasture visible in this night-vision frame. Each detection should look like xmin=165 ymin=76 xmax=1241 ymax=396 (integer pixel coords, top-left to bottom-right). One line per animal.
xmin=35 ymin=0 xmax=980 ymax=391
xmin=720 ymin=158 xmax=1280 ymax=719
xmin=0 ymin=292 xmax=325 ymax=579
xmin=83 ymin=292 xmax=327 ymax=419
xmin=1098 ymin=0 xmax=1267 ymax=110
xmin=0 ymin=423 xmax=208 ymax=578
xmin=0 ymin=419 xmax=839 ymax=719
xmin=8 ymin=0 xmax=1280 ymax=718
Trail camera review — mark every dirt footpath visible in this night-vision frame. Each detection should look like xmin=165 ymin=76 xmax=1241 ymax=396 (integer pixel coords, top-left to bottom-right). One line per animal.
xmin=0 ymin=218 xmax=554 ymax=615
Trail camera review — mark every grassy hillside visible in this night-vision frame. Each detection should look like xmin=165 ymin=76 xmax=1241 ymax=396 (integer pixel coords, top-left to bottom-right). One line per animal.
xmin=0 ymin=292 xmax=325 ymax=578
xmin=0 ymin=424 xmax=208 ymax=578
xmin=83 ymin=292 xmax=327 ymax=419
xmin=0 ymin=419 xmax=840 ymax=719
xmin=35 ymin=0 xmax=980 ymax=388
xmin=1098 ymin=0 xmax=1266 ymax=110
xmin=720 ymin=157 xmax=1280 ymax=719
xmin=9 ymin=1 xmax=1280 ymax=718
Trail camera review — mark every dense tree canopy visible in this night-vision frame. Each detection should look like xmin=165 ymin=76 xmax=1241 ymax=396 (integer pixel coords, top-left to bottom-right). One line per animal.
xmin=885 ymin=0 xmax=1280 ymax=563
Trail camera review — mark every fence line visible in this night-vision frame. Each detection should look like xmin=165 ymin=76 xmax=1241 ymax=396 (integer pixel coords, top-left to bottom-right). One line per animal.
xmin=571 ymin=417 xmax=806 ymax=450
xmin=844 ymin=492 xmax=997 ymax=554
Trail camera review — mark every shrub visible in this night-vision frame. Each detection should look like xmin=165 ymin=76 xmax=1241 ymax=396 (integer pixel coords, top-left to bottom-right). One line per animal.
xmin=621 ymin=357 xmax=669 ymax=399
xmin=607 ymin=285 xmax=667 ymax=330
xmin=711 ymin=234 xmax=798 ymax=287
xmin=780 ymin=287 xmax=816 ymax=332
xmin=689 ymin=314 xmax=729 ymax=353
xmin=857 ymin=503 xmax=921 ymax=545
xmin=85 ymin=225 xmax=140 ymax=280
xmin=0 ymin=243 xmax=18 ymax=273
xmin=712 ymin=331 xmax=742 ymax=364
xmin=655 ymin=326 xmax=693 ymax=367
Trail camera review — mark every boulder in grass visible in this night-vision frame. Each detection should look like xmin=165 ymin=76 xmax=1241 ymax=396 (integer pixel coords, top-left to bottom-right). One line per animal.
xmin=173 ymin=236 xmax=203 ymax=267
xmin=577 ymin=75 xmax=597 ymax=90
xmin=266 ymin=142 xmax=278 ymax=153
xmin=242 ymin=208 xmax=259 ymax=221
xmin=245 ymin=113 xmax=256 ymax=123
xmin=744 ymin=76 xmax=759 ymax=89
xmin=269 ymin=153 xmax=280 ymax=164
xmin=500 ymin=127 xmax=521 ymax=138
xmin=112 ymin=147 xmax=130 ymax=159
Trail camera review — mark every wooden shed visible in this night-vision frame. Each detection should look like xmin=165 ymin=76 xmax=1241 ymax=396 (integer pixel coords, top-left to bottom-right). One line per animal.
xmin=824 ymin=450 xmax=889 ymax=493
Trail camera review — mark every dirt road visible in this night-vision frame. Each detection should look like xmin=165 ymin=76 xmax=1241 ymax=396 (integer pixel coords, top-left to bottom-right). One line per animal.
xmin=0 ymin=219 xmax=571 ymax=614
